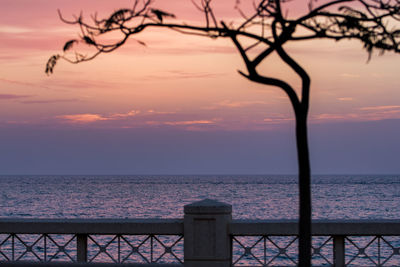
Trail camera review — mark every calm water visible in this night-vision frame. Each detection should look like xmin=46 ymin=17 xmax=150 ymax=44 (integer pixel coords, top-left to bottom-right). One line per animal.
xmin=1 ymin=175 xmax=400 ymax=266
xmin=1 ymin=175 xmax=400 ymax=219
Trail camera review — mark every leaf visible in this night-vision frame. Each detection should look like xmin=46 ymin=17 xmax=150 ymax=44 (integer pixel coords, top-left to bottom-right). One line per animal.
xmin=83 ymin=36 xmax=96 ymax=46
xmin=45 ymin=55 xmax=60 ymax=75
xmin=151 ymin=9 xmax=176 ymax=23
xmin=112 ymin=9 xmax=131 ymax=19
xmin=137 ymin=40 xmax=147 ymax=46
xmin=105 ymin=8 xmax=131 ymax=28
xmin=63 ymin=40 xmax=77 ymax=52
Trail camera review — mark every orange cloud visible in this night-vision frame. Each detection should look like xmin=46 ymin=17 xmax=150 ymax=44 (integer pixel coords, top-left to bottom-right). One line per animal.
xmin=58 ymin=110 xmax=139 ymax=123
xmin=337 ymin=97 xmax=353 ymax=101
xmin=111 ymin=110 xmax=140 ymax=118
xmin=59 ymin=113 xmax=109 ymax=123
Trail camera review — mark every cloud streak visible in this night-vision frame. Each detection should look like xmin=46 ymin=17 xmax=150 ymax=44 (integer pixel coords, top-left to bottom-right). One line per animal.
xmin=57 ymin=110 xmax=141 ymax=124
xmin=0 ymin=78 xmax=52 ymax=90
xmin=359 ymin=105 xmax=400 ymax=111
xmin=19 ymin=98 xmax=81 ymax=104
xmin=337 ymin=97 xmax=353 ymax=101
xmin=164 ymin=120 xmax=215 ymax=126
xmin=59 ymin=114 xmax=109 ymax=123
xmin=140 ymin=70 xmax=225 ymax=81
xmin=218 ymin=100 xmax=267 ymax=108
xmin=312 ymin=105 xmax=400 ymax=123
xmin=0 ymin=94 xmax=32 ymax=100
xmin=202 ymin=100 xmax=268 ymax=110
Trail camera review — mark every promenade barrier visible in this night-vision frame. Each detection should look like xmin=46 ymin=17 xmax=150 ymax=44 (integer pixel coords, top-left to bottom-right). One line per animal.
xmin=1 ymin=199 xmax=400 ymax=266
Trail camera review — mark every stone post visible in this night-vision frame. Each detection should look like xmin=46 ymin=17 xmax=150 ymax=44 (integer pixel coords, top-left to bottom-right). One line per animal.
xmin=184 ymin=199 xmax=232 ymax=267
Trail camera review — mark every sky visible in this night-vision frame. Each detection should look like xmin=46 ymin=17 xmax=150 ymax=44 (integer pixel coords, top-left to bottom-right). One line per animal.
xmin=0 ymin=0 xmax=399 ymax=175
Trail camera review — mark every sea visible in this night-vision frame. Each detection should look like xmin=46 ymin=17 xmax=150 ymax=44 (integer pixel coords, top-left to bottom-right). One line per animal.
xmin=1 ymin=175 xmax=400 ymax=219
xmin=1 ymin=175 xmax=400 ymax=266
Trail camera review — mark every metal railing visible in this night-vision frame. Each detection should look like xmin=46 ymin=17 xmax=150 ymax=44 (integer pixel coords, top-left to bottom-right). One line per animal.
xmin=1 ymin=200 xmax=400 ymax=266
xmin=0 ymin=219 xmax=183 ymax=264
xmin=231 ymin=220 xmax=400 ymax=266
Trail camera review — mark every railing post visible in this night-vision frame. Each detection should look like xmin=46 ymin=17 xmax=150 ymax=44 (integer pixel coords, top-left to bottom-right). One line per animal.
xmin=333 ymin=235 xmax=345 ymax=267
xmin=76 ymin=234 xmax=88 ymax=262
xmin=184 ymin=199 xmax=232 ymax=267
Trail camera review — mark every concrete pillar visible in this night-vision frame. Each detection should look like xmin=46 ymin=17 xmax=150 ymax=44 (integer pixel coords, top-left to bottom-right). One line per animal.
xmin=184 ymin=199 xmax=232 ymax=267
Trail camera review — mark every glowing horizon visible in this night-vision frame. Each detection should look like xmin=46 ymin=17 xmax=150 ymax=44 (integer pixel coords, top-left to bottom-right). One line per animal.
xmin=1 ymin=0 xmax=399 ymax=132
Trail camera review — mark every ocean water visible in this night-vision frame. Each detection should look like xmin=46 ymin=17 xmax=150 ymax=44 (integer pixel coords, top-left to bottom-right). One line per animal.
xmin=1 ymin=174 xmax=400 ymax=219
xmin=1 ymin=175 xmax=400 ymax=266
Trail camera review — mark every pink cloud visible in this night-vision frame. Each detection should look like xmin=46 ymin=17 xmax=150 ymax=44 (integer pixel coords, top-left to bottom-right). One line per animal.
xmin=0 ymin=78 xmax=51 ymax=90
xmin=312 ymin=113 xmax=357 ymax=121
xmin=139 ymin=70 xmax=226 ymax=81
xmin=164 ymin=120 xmax=215 ymax=126
xmin=311 ymin=106 xmax=400 ymax=123
xmin=263 ymin=117 xmax=294 ymax=124
xmin=359 ymin=105 xmax=400 ymax=111
xmin=202 ymin=100 xmax=269 ymax=110
xmin=145 ymin=119 xmax=216 ymax=127
xmin=19 ymin=98 xmax=80 ymax=104
xmin=217 ymin=100 xmax=267 ymax=108
xmin=0 ymin=94 xmax=32 ymax=100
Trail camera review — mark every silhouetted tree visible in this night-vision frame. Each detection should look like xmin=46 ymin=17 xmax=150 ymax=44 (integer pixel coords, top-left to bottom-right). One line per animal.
xmin=46 ymin=0 xmax=400 ymax=265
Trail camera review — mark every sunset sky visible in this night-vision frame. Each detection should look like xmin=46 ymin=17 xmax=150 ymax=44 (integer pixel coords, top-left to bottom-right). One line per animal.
xmin=1 ymin=0 xmax=399 ymax=175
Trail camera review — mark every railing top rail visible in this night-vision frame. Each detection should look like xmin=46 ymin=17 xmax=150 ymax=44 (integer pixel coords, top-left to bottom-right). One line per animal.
xmin=2 ymin=218 xmax=400 ymax=235
xmin=230 ymin=219 xmax=400 ymax=235
xmin=0 ymin=218 xmax=183 ymax=235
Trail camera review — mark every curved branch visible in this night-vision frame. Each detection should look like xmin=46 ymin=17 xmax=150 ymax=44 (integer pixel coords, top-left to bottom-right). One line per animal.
xmin=221 ymin=21 xmax=255 ymax=75
xmin=222 ymin=20 xmax=300 ymax=111
xmin=276 ymin=44 xmax=311 ymax=114
xmin=272 ymin=20 xmax=310 ymax=113
xmin=252 ymin=46 xmax=275 ymax=67
xmin=240 ymin=71 xmax=301 ymax=111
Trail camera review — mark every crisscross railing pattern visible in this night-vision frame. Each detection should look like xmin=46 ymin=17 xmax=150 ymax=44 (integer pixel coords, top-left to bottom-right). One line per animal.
xmin=345 ymin=236 xmax=400 ymax=266
xmin=232 ymin=235 xmax=299 ymax=266
xmin=0 ymin=234 xmax=76 ymax=262
xmin=0 ymin=218 xmax=184 ymax=265
xmin=87 ymin=234 xmax=183 ymax=264
xmin=0 ymin=233 xmax=184 ymax=264
xmin=231 ymin=235 xmax=400 ymax=266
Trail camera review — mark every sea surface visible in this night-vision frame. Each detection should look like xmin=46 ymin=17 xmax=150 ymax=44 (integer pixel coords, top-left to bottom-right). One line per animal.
xmin=1 ymin=175 xmax=400 ymax=266
xmin=1 ymin=174 xmax=400 ymax=219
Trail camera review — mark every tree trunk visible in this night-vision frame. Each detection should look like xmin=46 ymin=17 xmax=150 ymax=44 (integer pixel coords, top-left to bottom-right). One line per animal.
xmin=296 ymin=111 xmax=312 ymax=267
